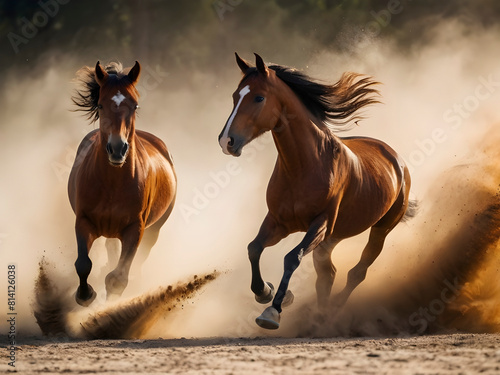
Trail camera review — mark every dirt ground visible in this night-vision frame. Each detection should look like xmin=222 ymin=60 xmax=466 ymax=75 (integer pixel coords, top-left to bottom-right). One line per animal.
xmin=2 ymin=333 xmax=499 ymax=374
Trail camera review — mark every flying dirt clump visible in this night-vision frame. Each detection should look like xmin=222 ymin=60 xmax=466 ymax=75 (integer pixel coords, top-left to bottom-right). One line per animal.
xmin=33 ymin=258 xmax=72 ymax=336
xmin=79 ymin=272 xmax=219 ymax=339
xmin=33 ymin=260 xmax=219 ymax=339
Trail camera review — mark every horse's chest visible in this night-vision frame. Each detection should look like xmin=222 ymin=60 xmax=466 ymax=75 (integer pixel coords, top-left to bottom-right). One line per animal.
xmin=267 ymin=179 xmax=329 ymax=230
xmin=94 ymin=193 xmax=141 ymax=216
xmin=82 ymin=183 xmax=144 ymax=236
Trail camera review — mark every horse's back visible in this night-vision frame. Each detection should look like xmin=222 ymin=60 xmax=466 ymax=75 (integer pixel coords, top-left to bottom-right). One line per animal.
xmin=341 ymin=136 xmax=407 ymax=194
xmin=342 ymin=136 xmax=405 ymax=174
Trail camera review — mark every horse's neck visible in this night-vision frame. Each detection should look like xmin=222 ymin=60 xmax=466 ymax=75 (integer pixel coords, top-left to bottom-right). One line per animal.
xmin=271 ymin=97 xmax=336 ymax=177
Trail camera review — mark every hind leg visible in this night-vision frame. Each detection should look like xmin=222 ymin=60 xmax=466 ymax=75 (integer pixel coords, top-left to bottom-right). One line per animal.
xmin=105 ymin=204 xmax=172 ymax=300
xmin=131 ymin=223 xmax=162 ymax=276
xmin=333 ymin=181 xmax=409 ymax=309
xmin=105 ymin=223 xmax=143 ymax=300
xmin=313 ymin=238 xmax=340 ymax=311
xmin=104 ymin=238 xmax=120 ymax=271
xmin=132 ymin=202 xmax=173 ymax=275
xmin=332 ymin=226 xmax=388 ymax=308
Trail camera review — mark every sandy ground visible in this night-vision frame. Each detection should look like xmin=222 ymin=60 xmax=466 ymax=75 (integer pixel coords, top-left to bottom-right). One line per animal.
xmin=2 ymin=333 xmax=499 ymax=374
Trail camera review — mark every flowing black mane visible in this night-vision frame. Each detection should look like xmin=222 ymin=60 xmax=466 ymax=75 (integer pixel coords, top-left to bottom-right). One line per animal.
xmin=243 ymin=65 xmax=381 ymax=130
xmin=72 ymin=62 xmax=125 ymax=123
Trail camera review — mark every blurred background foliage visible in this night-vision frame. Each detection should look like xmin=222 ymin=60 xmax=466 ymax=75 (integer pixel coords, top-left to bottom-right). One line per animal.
xmin=0 ymin=0 xmax=498 ymax=84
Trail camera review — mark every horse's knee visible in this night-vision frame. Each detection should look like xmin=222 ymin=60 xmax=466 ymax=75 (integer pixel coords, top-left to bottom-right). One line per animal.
xmin=347 ymin=265 xmax=367 ymax=286
xmin=248 ymin=241 xmax=263 ymax=263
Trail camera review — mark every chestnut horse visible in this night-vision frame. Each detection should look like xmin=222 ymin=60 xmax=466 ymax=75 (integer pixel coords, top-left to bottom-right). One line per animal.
xmin=69 ymin=61 xmax=176 ymax=306
xmin=218 ymin=53 xmax=415 ymax=329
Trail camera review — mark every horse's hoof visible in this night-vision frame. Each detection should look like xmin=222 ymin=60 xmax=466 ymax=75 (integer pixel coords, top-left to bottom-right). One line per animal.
xmin=313 ymin=311 xmax=327 ymax=325
xmin=106 ymin=291 xmax=121 ymax=302
xmin=256 ymin=306 xmax=280 ymax=330
xmin=255 ymin=282 xmax=274 ymax=304
xmin=282 ymin=290 xmax=294 ymax=308
xmin=105 ymin=272 xmax=127 ymax=297
xmin=75 ymin=285 xmax=96 ymax=307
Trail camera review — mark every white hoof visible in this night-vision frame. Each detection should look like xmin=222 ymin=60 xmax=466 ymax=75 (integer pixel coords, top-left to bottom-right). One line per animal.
xmin=255 ymin=282 xmax=274 ymax=304
xmin=256 ymin=306 xmax=280 ymax=330
xmin=282 ymin=290 xmax=294 ymax=308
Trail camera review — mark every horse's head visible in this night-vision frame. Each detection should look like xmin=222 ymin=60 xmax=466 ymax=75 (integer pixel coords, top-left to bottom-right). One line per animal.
xmin=218 ymin=53 xmax=281 ymax=156
xmin=95 ymin=61 xmax=141 ymax=167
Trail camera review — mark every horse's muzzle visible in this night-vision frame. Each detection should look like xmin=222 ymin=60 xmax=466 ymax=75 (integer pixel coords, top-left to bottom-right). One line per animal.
xmin=106 ymin=140 xmax=129 ymax=166
xmin=219 ymin=134 xmax=244 ymax=157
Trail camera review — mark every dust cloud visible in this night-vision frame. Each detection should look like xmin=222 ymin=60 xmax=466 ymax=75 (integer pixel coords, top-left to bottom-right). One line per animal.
xmin=1 ymin=15 xmax=499 ymax=339
xmin=283 ymin=130 xmax=500 ymax=337
xmin=33 ymin=259 xmax=219 ymax=339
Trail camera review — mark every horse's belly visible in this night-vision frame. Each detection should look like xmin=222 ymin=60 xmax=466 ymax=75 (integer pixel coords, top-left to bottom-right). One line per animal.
xmin=333 ymin=187 xmax=399 ymax=239
xmin=331 ymin=210 xmax=376 ymax=239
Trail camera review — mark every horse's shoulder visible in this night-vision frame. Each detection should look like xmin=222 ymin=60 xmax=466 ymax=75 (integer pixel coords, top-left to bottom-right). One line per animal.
xmin=72 ymin=129 xmax=99 ymax=170
xmin=76 ymin=129 xmax=99 ymax=153
xmin=136 ymin=130 xmax=174 ymax=165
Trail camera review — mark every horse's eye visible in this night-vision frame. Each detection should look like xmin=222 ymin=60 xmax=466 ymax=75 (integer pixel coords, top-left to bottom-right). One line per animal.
xmin=97 ymin=104 xmax=103 ymax=109
xmin=254 ymin=96 xmax=265 ymax=103
xmin=134 ymin=104 xmax=139 ymax=110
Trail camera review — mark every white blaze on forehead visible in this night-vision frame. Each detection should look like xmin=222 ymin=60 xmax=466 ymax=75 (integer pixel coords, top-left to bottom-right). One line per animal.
xmin=111 ymin=91 xmax=126 ymax=107
xmin=219 ymin=85 xmax=251 ymax=155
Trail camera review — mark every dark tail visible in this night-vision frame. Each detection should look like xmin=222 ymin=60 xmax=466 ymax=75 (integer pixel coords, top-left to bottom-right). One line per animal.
xmin=402 ymin=199 xmax=419 ymax=222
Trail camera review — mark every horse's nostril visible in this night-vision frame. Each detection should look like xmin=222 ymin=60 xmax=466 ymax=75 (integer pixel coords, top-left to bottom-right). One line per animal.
xmin=228 ymin=137 xmax=234 ymax=147
xmin=121 ymin=143 xmax=128 ymax=157
xmin=106 ymin=143 xmax=113 ymax=155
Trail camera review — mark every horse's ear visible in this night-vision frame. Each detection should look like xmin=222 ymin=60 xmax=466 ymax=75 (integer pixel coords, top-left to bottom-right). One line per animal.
xmin=95 ymin=61 xmax=108 ymax=86
xmin=235 ymin=52 xmax=250 ymax=74
xmin=127 ymin=61 xmax=141 ymax=84
xmin=254 ymin=53 xmax=269 ymax=77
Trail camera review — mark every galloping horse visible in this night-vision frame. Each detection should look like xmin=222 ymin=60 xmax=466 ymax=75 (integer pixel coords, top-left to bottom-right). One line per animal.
xmin=69 ymin=61 xmax=176 ymax=306
xmin=218 ymin=53 xmax=414 ymax=329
